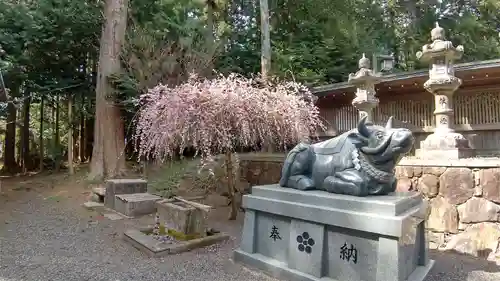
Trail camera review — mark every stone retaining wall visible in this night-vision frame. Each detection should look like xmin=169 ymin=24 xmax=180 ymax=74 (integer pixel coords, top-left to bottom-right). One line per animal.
xmin=395 ymin=162 xmax=500 ymax=262
xmin=238 ymin=153 xmax=500 ymax=263
xmin=239 ymin=154 xmax=284 ymax=186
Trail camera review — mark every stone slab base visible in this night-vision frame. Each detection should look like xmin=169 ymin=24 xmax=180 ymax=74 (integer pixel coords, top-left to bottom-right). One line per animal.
xmin=115 ymin=193 xmax=161 ymax=217
xmin=123 ymin=228 xmax=229 ymax=257
xmin=235 ymin=185 xmax=434 ymax=281
xmin=415 ymin=148 xmax=475 ymax=160
xmin=104 ymin=179 xmax=148 ymax=210
xmin=234 ymin=250 xmax=435 ymax=281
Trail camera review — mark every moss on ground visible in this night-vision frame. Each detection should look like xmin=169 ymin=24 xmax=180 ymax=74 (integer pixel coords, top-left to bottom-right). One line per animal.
xmin=167 ymin=228 xmax=202 ymax=240
xmin=141 ymin=225 xmax=203 ymax=241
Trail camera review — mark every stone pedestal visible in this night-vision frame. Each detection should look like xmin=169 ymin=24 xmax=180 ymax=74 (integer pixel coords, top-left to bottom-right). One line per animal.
xmin=234 ymin=184 xmax=434 ymax=281
xmin=156 ymin=199 xmax=207 ymax=236
xmin=415 ymin=132 xmax=475 ymax=159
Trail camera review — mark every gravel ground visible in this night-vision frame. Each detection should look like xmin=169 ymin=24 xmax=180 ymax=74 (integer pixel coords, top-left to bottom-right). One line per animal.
xmin=1 ymin=188 xmax=499 ymax=281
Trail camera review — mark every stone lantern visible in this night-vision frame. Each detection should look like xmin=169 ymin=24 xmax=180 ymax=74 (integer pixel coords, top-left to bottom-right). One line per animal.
xmin=348 ymin=53 xmax=382 ymax=123
xmin=415 ymin=22 xmax=474 ymax=159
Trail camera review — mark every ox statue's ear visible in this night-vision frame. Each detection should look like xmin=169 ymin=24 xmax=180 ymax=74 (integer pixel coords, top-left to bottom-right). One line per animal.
xmin=386 ymin=116 xmax=394 ymax=130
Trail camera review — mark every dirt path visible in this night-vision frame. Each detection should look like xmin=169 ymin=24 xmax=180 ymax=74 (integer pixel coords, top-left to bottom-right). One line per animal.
xmin=0 ymin=173 xmax=499 ymax=281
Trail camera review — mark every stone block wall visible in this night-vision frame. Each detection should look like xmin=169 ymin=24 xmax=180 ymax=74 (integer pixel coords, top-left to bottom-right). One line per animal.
xmin=237 ymin=153 xmax=500 ymax=263
xmin=395 ymin=165 xmax=500 ymax=262
xmin=238 ymin=154 xmax=284 ymax=186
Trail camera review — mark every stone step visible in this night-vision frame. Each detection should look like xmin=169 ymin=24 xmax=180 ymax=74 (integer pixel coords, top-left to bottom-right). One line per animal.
xmin=92 ymin=187 xmax=106 ymax=196
xmin=104 ymin=179 xmax=148 ymax=209
xmin=103 ymin=212 xmax=126 ymax=221
xmin=114 ymin=193 xmax=162 ymax=217
xmin=83 ymin=201 xmax=105 ymax=210
xmin=91 ymin=187 xmax=106 ymax=202
xmin=82 ymin=201 xmax=125 ymax=221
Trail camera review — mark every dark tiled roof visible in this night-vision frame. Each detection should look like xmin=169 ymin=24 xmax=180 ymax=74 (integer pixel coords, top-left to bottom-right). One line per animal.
xmin=312 ymin=59 xmax=500 ymax=96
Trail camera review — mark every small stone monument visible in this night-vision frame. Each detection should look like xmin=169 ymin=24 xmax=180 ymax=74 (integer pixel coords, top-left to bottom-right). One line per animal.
xmin=156 ymin=198 xmax=208 ymax=237
xmin=415 ymin=22 xmax=475 ymax=159
xmin=234 ymin=117 xmax=434 ymax=281
xmin=348 ymin=54 xmax=382 ymax=122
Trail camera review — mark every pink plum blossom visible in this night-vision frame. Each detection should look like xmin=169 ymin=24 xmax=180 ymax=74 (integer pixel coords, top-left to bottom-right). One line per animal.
xmin=134 ymin=73 xmax=325 ymax=162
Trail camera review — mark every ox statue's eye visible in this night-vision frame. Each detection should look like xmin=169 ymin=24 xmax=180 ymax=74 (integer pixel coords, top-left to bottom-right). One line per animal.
xmin=376 ymin=132 xmax=384 ymax=140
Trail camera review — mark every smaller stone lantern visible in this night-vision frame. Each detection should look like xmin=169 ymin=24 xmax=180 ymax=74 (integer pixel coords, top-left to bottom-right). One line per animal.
xmin=415 ymin=22 xmax=474 ymax=159
xmin=348 ymin=54 xmax=382 ymax=123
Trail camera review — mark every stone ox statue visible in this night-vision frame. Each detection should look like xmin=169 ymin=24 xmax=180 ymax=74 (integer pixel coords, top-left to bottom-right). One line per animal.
xmin=279 ymin=116 xmax=415 ymax=196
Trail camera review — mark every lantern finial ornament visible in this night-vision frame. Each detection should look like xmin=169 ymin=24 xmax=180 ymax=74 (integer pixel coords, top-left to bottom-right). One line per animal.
xmin=431 ymin=22 xmax=445 ymax=41
xmin=358 ymin=53 xmax=370 ymax=69
xmin=348 ymin=53 xmax=381 ymax=123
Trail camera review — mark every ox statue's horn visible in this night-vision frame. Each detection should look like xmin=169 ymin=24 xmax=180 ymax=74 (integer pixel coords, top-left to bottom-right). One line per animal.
xmin=357 ymin=115 xmax=370 ymax=138
xmin=385 ymin=116 xmax=394 ymax=130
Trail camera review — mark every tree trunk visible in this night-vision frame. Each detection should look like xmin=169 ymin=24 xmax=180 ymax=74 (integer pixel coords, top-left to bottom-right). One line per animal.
xmin=79 ymin=93 xmax=85 ymax=162
xmin=39 ymin=96 xmax=44 ymax=171
xmin=68 ymin=96 xmax=74 ymax=175
xmin=16 ymin=106 xmax=22 ymax=166
xmin=259 ymin=0 xmax=271 ymax=80
xmin=79 ymin=111 xmax=86 ymax=162
xmin=259 ymin=0 xmax=274 ymax=153
xmin=204 ymin=0 xmax=216 ymax=77
xmin=87 ymin=58 xmax=97 ymax=161
xmin=4 ymin=101 xmax=18 ymax=173
xmin=88 ymin=0 xmax=129 ymax=181
xmin=50 ymin=100 xmax=55 ymax=168
xmin=388 ymin=7 xmax=400 ymax=68
xmin=85 ymin=118 xmax=93 ymax=160
xmin=55 ymin=95 xmax=60 ymax=172
xmin=21 ymin=89 xmax=31 ymax=172
xmin=73 ymin=122 xmax=79 ymax=164
xmin=225 ymin=151 xmax=237 ymax=220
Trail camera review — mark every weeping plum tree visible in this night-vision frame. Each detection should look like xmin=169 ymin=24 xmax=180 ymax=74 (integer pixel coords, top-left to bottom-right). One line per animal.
xmin=134 ymin=73 xmax=324 ymax=220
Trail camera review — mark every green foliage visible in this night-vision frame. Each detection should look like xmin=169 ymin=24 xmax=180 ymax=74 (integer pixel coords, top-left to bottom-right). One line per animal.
xmin=148 ymin=159 xmax=196 ymax=198
xmin=1 ymin=0 xmax=500 ymax=173
xmin=0 ymin=0 xmax=101 ymax=95
xmin=217 ymin=0 xmax=500 ymax=86
xmin=4 ymin=0 xmax=498 ymax=101
xmin=2 ymin=0 xmax=499 ymax=98
xmin=113 ymin=0 xmax=227 ymax=116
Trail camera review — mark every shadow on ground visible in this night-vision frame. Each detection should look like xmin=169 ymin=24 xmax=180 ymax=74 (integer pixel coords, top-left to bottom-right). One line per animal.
xmin=1 ymin=169 xmax=500 ymax=281
xmin=429 ymin=249 xmax=500 ymax=275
